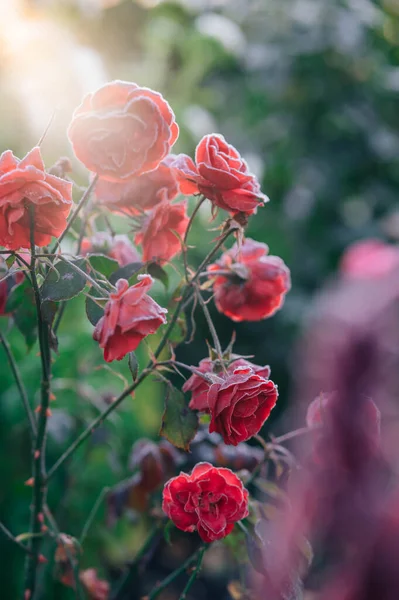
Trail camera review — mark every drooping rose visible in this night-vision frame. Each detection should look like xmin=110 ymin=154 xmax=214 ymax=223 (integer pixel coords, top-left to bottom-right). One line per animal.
xmin=94 ymin=155 xmax=179 ymax=215
xmin=207 ymin=366 xmax=278 ymax=445
xmin=340 ymin=239 xmax=399 ymax=279
xmin=81 ymin=232 xmax=140 ymax=266
xmin=208 ymin=238 xmax=291 ymax=322
xmin=135 ymin=201 xmax=189 ymax=264
xmin=68 ymin=81 xmax=179 ymax=181
xmin=0 ymin=148 xmax=72 ymax=250
xmin=172 ymin=134 xmax=268 ymax=215
xmin=93 ymin=276 xmax=167 ymax=362
xmin=183 ymin=357 xmax=271 ymax=412
xmin=162 ymin=462 xmax=249 ymax=543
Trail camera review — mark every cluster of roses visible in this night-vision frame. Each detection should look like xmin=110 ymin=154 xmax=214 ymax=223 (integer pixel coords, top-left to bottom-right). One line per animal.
xmin=0 ymin=80 xmax=291 ymax=544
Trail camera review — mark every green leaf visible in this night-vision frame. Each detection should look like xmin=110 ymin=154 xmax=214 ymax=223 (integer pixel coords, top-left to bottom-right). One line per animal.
xmin=127 ymin=351 xmax=139 ymax=381
xmin=6 ymin=279 xmax=37 ymax=348
xmin=88 ymin=254 xmax=119 ymax=280
xmin=160 ymin=384 xmax=198 ymax=451
xmin=41 ymin=259 xmax=87 ymax=302
xmin=163 ymin=520 xmax=175 ymax=545
xmin=85 ymin=294 xmax=106 ymax=326
xmin=5 ymin=255 xmax=16 ymax=269
xmin=147 ymin=262 xmax=169 ymax=289
xmin=109 ymin=262 xmax=144 ymax=285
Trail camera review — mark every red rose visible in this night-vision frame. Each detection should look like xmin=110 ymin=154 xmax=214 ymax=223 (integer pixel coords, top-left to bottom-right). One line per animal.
xmin=340 ymin=239 xmax=399 ymax=279
xmin=208 ymin=238 xmax=291 ymax=322
xmin=135 ymin=201 xmax=189 ymax=264
xmin=68 ymin=81 xmax=179 ymax=181
xmin=94 ymin=155 xmax=179 ymax=216
xmin=207 ymin=366 xmax=278 ymax=445
xmin=93 ymin=276 xmax=167 ymax=362
xmin=172 ymin=134 xmax=268 ymax=215
xmin=0 ymin=148 xmax=73 ymax=250
xmin=183 ymin=357 xmax=271 ymax=412
xmin=162 ymin=462 xmax=249 ymax=543
xmin=81 ymin=232 xmax=140 ymax=266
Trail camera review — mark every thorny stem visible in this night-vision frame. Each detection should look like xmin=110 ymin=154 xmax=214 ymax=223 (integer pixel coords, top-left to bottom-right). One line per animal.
xmin=46 ymin=227 xmax=237 ymax=481
xmin=179 ymin=545 xmax=206 ymax=600
xmin=147 ymin=547 xmax=203 ymax=600
xmin=155 ymin=360 xmax=215 ymax=383
xmin=23 ymin=208 xmax=52 ymax=599
xmin=57 ymin=256 xmax=111 ymax=297
xmin=0 ymin=331 xmax=36 ymax=437
xmin=112 ymin=524 xmax=163 ymax=600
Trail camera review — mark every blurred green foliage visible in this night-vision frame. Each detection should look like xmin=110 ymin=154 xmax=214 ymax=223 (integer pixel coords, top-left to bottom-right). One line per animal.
xmin=1 ymin=0 xmax=399 ymax=597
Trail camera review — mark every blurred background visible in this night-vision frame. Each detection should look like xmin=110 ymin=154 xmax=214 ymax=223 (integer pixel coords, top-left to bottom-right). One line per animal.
xmin=0 ymin=0 xmax=398 ymax=598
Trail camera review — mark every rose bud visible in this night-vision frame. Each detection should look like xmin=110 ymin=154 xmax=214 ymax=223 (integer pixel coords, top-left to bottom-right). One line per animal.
xmin=94 ymin=155 xmax=179 ymax=215
xmin=183 ymin=357 xmax=271 ymax=412
xmin=208 ymin=238 xmax=291 ymax=322
xmin=0 ymin=147 xmax=72 ymax=250
xmin=162 ymin=462 xmax=249 ymax=542
xmin=134 ymin=200 xmax=189 ymax=264
xmin=172 ymin=134 xmax=268 ymax=215
xmin=81 ymin=232 xmax=140 ymax=266
xmin=340 ymin=239 xmax=399 ymax=279
xmin=208 ymin=366 xmax=278 ymax=446
xmin=68 ymin=81 xmax=179 ymax=181
xmin=93 ymin=276 xmax=167 ymax=362
xmin=80 ymin=569 xmax=109 ymax=600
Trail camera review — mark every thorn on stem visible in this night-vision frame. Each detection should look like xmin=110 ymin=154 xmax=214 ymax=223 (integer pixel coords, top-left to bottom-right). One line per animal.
xmin=34 ymin=450 xmax=40 ymax=459
xmin=46 ymin=408 xmax=52 ymax=417
xmin=25 ymin=478 xmax=34 ymax=487
xmin=24 ymin=590 xmax=31 ymax=600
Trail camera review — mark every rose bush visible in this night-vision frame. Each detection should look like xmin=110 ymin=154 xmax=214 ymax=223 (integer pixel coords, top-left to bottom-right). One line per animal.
xmin=162 ymin=462 xmax=249 ymax=542
xmin=68 ymin=81 xmax=179 ymax=181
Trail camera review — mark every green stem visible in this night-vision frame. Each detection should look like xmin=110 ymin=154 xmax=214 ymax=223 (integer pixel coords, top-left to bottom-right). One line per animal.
xmin=112 ymin=524 xmax=163 ymax=600
xmin=79 ymin=487 xmax=109 ymax=545
xmin=183 ymin=195 xmax=206 ymax=281
xmin=51 ymin=174 xmax=99 ymax=254
xmin=179 ymin=546 xmax=206 ymax=600
xmin=0 ymin=331 xmax=36 ymax=437
xmin=23 ymin=208 xmax=52 ymax=600
xmin=147 ymin=548 xmax=201 ymax=600
xmin=46 ymin=226 xmax=236 ymax=481
xmin=195 ymin=288 xmax=224 ymax=360
xmin=57 ymin=256 xmax=110 ymax=296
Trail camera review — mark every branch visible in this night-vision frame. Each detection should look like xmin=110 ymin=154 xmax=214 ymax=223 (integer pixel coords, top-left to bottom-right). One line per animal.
xmin=23 ymin=208 xmax=52 ymax=599
xmin=147 ymin=547 xmax=202 ymax=600
xmin=179 ymin=545 xmax=206 ymax=600
xmin=0 ymin=331 xmax=36 ymax=437
xmin=195 ymin=288 xmax=224 ymax=360
xmin=51 ymin=174 xmax=99 ymax=254
xmin=79 ymin=487 xmax=109 ymax=545
xmin=46 ymin=226 xmax=237 ymax=481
